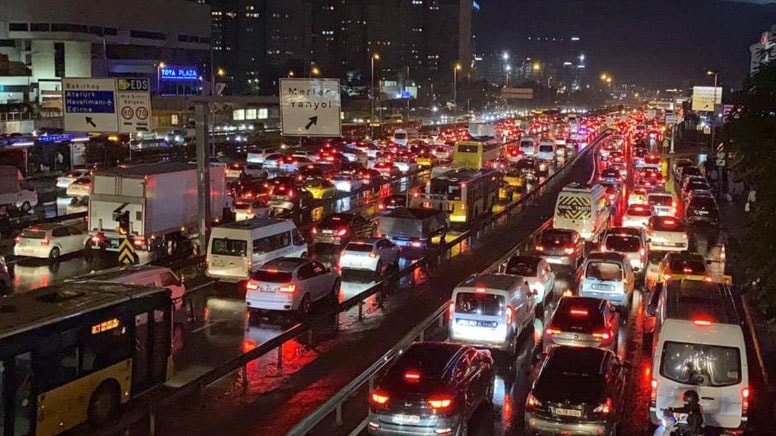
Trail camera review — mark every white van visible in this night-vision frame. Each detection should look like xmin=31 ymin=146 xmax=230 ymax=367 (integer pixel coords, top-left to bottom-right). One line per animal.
xmin=392 ymin=128 xmax=418 ymax=147
xmin=81 ymin=265 xmax=185 ymax=309
xmin=448 ymin=273 xmax=535 ymax=356
xmin=553 ymin=182 xmax=610 ymax=241
xmin=537 ymin=141 xmax=556 ymax=161
xmin=206 ymin=217 xmax=308 ymax=282
xmin=519 ymin=136 xmax=539 ymax=157
xmin=648 ymin=279 xmax=749 ymax=434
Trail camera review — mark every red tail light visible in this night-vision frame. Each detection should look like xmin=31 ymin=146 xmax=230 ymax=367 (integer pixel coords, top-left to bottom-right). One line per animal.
xmin=41 ymin=237 xmax=50 ymax=246
xmin=370 ymin=390 xmax=390 ymax=407
xmin=563 ymin=247 xmax=575 ymax=255
xmin=242 ymin=339 xmax=257 ymax=353
xmin=279 ymin=283 xmax=296 ymax=293
xmin=742 ymin=387 xmax=751 ymax=417
xmin=246 ymin=281 xmax=259 ymax=291
xmin=14 ymin=236 xmax=20 ymax=244
xmin=545 ymin=326 xmax=561 ymax=335
xmin=404 ymin=370 xmax=421 ymax=383
xmin=594 ymin=397 xmax=612 ymax=415
xmin=535 ymin=244 xmax=544 ymax=252
xmin=428 ymin=395 xmax=453 ymax=411
xmin=525 ymin=393 xmax=542 ymax=412
xmin=650 ymin=379 xmax=658 ymax=407
xmin=311 ymin=227 xmax=318 ymax=234
xmin=693 ymin=318 xmax=712 ymax=326
xmin=337 ymin=228 xmax=348 ymax=236
xmin=506 ymin=306 xmax=514 ymax=325
xmin=448 ymin=301 xmax=455 ymax=321
xmin=593 ymin=330 xmax=613 ymax=344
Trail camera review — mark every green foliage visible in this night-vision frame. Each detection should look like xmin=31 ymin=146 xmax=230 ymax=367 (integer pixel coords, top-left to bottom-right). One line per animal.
xmin=724 ymin=60 xmax=776 ymax=315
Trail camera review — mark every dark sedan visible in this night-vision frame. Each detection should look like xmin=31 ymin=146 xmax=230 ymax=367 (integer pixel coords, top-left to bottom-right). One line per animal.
xmin=534 ymin=228 xmax=584 ymax=267
xmin=525 ymin=346 xmax=628 ymax=436
xmin=311 ymin=213 xmax=375 ymax=245
xmin=368 ymin=342 xmax=494 ymax=435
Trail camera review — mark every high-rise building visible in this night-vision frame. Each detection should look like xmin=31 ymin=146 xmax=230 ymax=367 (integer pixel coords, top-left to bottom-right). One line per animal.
xmin=750 ymin=24 xmax=776 ymax=75
xmin=0 ymin=0 xmax=210 ymax=105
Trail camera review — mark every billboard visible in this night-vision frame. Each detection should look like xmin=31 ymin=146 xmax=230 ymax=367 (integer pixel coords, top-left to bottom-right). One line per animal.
xmin=692 ymin=86 xmax=722 ymax=111
xmin=501 ymin=87 xmax=534 ymax=100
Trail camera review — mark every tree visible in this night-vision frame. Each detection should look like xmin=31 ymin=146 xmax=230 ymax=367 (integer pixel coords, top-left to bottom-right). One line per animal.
xmin=723 ymin=59 xmax=776 ymax=317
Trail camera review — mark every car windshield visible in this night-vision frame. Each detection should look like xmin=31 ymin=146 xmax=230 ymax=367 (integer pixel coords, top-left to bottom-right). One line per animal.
xmin=585 ymin=261 xmax=622 ymax=281
xmin=660 ymin=341 xmax=741 ymax=387
xmin=506 ymin=259 xmax=537 ymax=276
xmin=540 ymin=232 xmax=573 ymax=246
xmin=454 ymin=292 xmax=506 ymax=316
xmin=669 ymin=259 xmax=706 ymax=274
xmin=605 ymin=235 xmax=640 ymax=253
xmin=539 ymin=144 xmax=554 ymax=153
xmin=653 ymin=218 xmax=686 ymax=232
xmin=252 ymin=270 xmax=294 ymax=282
xmin=649 ymin=195 xmax=673 ymax=206
xmin=211 ymin=238 xmax=248 ymax=257
xmin=21 ymin=230 xmax=46 ymax=239
xmin=534 ymin=359 xmax=607 ymax=400
xmin=345 ymin=243 xmax=373 ymax=252
xmin=626 ymin=206 xmax=651 ymax=217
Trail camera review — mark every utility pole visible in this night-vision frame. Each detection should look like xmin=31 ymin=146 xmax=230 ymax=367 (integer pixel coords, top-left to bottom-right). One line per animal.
xmin=194 ymin=104 xmax=211 ymax=254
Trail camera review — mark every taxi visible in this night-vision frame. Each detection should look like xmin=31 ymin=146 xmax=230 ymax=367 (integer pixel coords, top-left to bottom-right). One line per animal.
xmin=656 ymin=252 xmax=711 ymax=284
xmin=304 ymin=178 xmax=337 ymax=199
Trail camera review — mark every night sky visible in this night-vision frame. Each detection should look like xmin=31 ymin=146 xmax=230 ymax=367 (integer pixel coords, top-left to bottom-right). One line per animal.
xmin=478 ymin=0 xmax=776 ymax=89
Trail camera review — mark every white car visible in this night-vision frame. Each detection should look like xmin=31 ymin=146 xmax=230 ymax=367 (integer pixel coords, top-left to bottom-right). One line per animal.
xmin=647 ymin=192 xmax=676 ymax=217
xmin=392 ymin=159 xmax=418 ymax=174
xmin=245 ymin=257 xmax=340 ymax=318
xmin=56 ymin=169 xmax=90 ymax=189
xmin=622 ymin=203 xmax=652 ymax=229
xmin=65 ymin=176 xmax=91 ymax=198
xmin=504 ymin=255 xmax=556 ymax=307
xmin=234 ymin=200 xmax=268 ymax=221
xmin=332 ymin=174 xmax=362 ymax=192
xmin=647 ymin=216 xmax=688 ymax=252
xmin=627 ymin=187 xmax=648 ymax=206
xmin=14 ymin=223 xmax=88 ymax=260
xmin=339 ymin=237 xmax=400 ymax=274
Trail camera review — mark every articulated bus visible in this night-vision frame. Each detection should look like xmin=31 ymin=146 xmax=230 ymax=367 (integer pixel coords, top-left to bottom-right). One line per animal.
xmin=418 ymin=168 xmax=500 ymax=225
xmin=452 ymin=140 xmax=503 ymax=169
xmin=0 ymin=283 xmax=172 ymax=436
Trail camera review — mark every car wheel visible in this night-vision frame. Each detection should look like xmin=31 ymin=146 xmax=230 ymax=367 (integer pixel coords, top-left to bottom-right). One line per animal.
xmin=20 ymin=201 xmax=31 ymax=214
xmin=49 ymin=247 xmax=61 ymax=261
xmin=298 ymin=293 xmax=311 ymax=316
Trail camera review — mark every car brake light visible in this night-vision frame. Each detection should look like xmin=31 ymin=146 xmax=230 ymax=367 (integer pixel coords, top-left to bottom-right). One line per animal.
xmin=693 ymin=318 xmax=712 ymax=326
xmin=404 ymin=370 xmax=421 ymax=382
xmin=594 ymin=397 xmax=612 ymax=414
xmin=742 ymin=387 xmax=751 ymax=416
xmin=563 ymin=247 xmax=575 ymax=255
xmin=570 ymin=308 xmax=588 ymax=316
xmin=370 ymin=390 xmax=390 ymax=407
xmin=562 ymin=289 xmax=572 ymax=297
xmin=246 ymin=281 xmax=259 ymax=291
xmin=650 ymin=379 xmax=658 ymax=406
xmin=682 ymin=267 xmax=693 ymax=273
xmin=279 ymin=283 xmax=296 ymax=293
xmin=337 ymin=228 xmax=348 ymax=236
xmin=369 ymin=252 xmax=377 ymax=258
xmin=428 ymin=395 xmax=453 ymax=410
xmin=41 ymin=238 xmax=50 ymax=246
xmin=545 ymin=326 xmax=561 ymax=335
xmin=506 ymin=306 xmax=514 ymax=325
xmin=378 ymin=203 xmax=385 ymax=210
xmin=448 ymin=301 xmax=455 ymax=320
xmin=14 ymin=236 xmax=20 ymax=244
xmin=593 ymin=331 xmax=611 ymax=341
xmin=525 ymin=393 xmax=542 ymax=411
xmin=311 ymin=227 xmax=317 ymax=234
xmin=535 ymin=244 xmax=544 ymax=252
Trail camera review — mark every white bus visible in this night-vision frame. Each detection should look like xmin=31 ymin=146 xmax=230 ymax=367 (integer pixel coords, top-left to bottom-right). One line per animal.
xmin=553 ymin=183 xmax=610 ymax=241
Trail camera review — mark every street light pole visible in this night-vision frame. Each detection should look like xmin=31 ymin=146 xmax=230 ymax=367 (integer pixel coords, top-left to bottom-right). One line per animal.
xmin=157 ymin=62 xmax=165 ymax=96
xmin=708 ymin=71 xmax=719 ymax=150
xmin=453 ymin=63 xmax=461 ymax=106
xmin=371 ymin=53 xmax=379 ymax=122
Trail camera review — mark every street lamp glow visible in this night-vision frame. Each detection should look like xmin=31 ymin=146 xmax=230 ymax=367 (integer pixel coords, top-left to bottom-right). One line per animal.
xmin=532 ymin=62 xmax=541 ymax=71
xmin=455 ymin=63 xmax=462 ymax=71
xmin=502 ymin=52 xmax=509 ymax=62
xmin=311 ymin=66 xmax=320 ymax=76
xmin=373 ymin=53 xmax=380 ymax=60
xmin=288 ymin=70 xmax=295 ymax=77
xmin=600 ymin=73 xmax=608 ymax=81
xmin=217 ymin=68 xmax=226 ymax=77
xmin=505 ymin=65 xmax=512 ymax=71
xmin=158 ymin=61 xmax=166 ymax=68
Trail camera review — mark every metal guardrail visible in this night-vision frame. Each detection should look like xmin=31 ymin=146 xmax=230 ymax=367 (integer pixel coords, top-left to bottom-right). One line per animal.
xmin=95 ymin=131 xmax=608 ymax=436
xmin=286 ymin=133 xmax=607 ymax=436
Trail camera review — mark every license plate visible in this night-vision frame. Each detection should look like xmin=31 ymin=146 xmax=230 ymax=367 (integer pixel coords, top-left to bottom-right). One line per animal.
xmin=393 ymin=414 xmax=420 ymax=424
xmin=457 ymin=319 xmax=497 ymax=328
xmin=322 ymin=230 xmax=333 ymax=235
xmin=260 ymin=287 xmax=275 ymax=293
xmin=554 ymin=408 xmax=582 ymax=417
xmin=592 ymin=283 xmax=613 ymax=291
xmin=546 ymin=257 xmax=562 ymax=264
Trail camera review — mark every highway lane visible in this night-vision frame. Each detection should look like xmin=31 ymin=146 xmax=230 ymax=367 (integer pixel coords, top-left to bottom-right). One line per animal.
xmin=120 ymin=139 xmax=601 ymax=436
xmin=4 ymin=171 xmax=428 ymax=293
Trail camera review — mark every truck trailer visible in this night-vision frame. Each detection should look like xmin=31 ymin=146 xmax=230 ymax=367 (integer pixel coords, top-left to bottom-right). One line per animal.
xmin=87 ymin=162 xmax=226 ymax=263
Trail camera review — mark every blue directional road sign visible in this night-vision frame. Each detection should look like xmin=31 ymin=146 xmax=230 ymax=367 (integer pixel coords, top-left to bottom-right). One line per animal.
xmin=62 ymin=78 xmax=119 ymax=132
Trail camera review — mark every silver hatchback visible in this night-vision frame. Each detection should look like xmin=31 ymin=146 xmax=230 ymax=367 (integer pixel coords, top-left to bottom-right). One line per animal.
xmin=543 ymin=296 xmax=620 ymax=353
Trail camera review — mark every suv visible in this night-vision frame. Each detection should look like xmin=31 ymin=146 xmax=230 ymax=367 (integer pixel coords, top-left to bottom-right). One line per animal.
xmin=368 ymin=342 xmax=494 ymax=436
xmin=578 ymin=252 xmax=634 ymax=315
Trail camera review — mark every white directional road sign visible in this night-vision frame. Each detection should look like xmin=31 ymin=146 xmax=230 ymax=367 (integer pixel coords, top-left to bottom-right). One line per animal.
xmin=279 ymin=78 xmax=341 ymax=137
xmin=63 ymin=77 xmax=152 ymax=134
xmin=665 ymin=114 xmax=678 ymax=124
xmin=63 ymin=78 xmax=119 ymax=133
xmin=116 ymin=78 xmax=152 ymax=134
xmin=691 ymin=86 xmax=723 ymax=112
